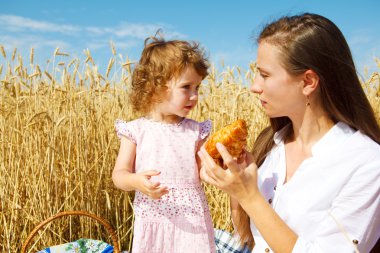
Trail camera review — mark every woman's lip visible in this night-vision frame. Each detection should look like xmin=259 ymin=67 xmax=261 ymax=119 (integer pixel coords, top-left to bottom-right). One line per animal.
xmin=260 ymin=99 xmax=267 ymax=105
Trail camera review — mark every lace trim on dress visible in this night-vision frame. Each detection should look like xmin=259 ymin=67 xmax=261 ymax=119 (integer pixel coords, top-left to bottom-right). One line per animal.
xmin=141 ymin=117 xmax=186 ymax=127
xmin=115 ymin=119 xmax=137 ymax=144
xmin=199 ymin=120 xmax=212 ymax=139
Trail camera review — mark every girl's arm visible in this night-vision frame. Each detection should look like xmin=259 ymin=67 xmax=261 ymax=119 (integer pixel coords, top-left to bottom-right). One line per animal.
xmin=112 ymin=137 xmax=137 ymax=191
xmin=113 ymin=137 xmax=169 ymax=199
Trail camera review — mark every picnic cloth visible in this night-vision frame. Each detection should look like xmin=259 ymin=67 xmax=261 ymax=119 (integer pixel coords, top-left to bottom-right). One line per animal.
xmin=37 ymin=238 xmax=114 ymax=253
xmin=215 ymin=229 xmax=251 ymax=253
xmin=36 ymin=229 xmax=249 ymax=253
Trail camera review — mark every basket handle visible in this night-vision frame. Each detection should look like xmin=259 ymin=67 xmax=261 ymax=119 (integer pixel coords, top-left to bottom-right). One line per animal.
xmin=21 ymin=210 xmax=120 ymax=253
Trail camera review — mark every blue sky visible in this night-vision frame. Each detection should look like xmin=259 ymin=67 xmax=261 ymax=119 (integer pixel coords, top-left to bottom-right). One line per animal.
xmin=1 ymin=0 xmax=380 ymax=76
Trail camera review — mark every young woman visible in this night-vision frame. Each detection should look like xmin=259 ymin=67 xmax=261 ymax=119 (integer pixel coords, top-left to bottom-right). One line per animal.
xmin=199 ymin=13 xmax=380 ymax=253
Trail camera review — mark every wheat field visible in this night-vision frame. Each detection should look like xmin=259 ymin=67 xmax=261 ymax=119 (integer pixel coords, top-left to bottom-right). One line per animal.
xmin=0 ymin=45 xmax=379 ymax=252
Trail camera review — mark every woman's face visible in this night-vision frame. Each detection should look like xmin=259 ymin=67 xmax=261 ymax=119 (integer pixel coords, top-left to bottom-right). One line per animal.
xmin=251 ymin=42 xmax=306 ymax=119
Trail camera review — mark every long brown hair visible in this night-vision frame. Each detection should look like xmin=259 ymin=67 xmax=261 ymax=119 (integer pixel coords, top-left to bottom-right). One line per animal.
xmin=235 ymin=13 xmax=380 ymax=248
xmin=130 ymin=34 xmax=209 ymax=115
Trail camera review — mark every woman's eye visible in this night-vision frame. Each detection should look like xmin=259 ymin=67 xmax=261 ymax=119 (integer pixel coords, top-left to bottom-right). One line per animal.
xmin=260 ymin=72 xmax=268 ymax=78
xmin=181 ymin=85 xmax=190 ymax=89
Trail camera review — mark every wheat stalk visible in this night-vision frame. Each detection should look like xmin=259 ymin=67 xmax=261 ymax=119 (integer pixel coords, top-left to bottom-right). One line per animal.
xmin=110 ymin=41 xmax=116 ymax=56
xmin=11 ymin=48 xmax=17 ymax=61
xmin=54 ymin=47 xmax=70 ymax=57
xmin=106 ymin=58 xmax=115 ymax=78
xmin=30 ymin=48 xmax=34 ymax=65
xmin=0 ymin=45 xmax=6 ymax=58
xmin=0 ymin=46 xmax=378 ymax=253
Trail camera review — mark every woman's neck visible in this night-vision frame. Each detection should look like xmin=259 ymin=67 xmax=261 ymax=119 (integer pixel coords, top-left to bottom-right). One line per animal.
xmin=287 ymin=106 xmax=335 ymax=147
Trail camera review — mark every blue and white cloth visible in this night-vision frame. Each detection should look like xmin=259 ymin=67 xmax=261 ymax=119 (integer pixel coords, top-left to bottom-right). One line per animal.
xmin=215 ymin=229 xmax=251 ymax=253
xmin=37 ymin=229 xmax=248 ymax=253
xmin=37 ymin=238 xmax=115 ymax=253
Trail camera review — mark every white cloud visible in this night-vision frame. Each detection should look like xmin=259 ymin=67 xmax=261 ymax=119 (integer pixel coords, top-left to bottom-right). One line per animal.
xmin=111 ymin=40 xmax=140 ymax=50
xmin=0 ymin=15 xmax=80 ymax=34
xmin=86 ymin=22 xmax=187 ymax=40
xmin=0 ymin=14 xmax=188 ymax=69
xmin=0 ymin=34 xmax=72 ymax=69
xmin=113 ymin=23 xmax=162 ymax=38
xmin=84 ymin=39 xmax=141 ymax=55
xmin=0 ymin=34 xmax=70 ymax=52
xmin=0 ymin=14 xmax=186 ymax=40
xmin=348 ymin=35 xmax=371 ymax=46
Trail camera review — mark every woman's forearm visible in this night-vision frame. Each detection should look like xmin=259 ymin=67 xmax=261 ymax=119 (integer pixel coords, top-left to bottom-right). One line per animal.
xmin=240 ymin=193 xmax=298 ymax=253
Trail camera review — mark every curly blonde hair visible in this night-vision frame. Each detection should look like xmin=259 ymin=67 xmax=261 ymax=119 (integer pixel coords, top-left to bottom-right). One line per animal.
xmin=130 ymin=35 xmax=209 ymax=115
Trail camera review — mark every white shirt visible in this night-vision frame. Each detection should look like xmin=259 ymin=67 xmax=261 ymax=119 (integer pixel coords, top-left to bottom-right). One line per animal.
xmin=250 ymin=122 xmax=380 ymax=253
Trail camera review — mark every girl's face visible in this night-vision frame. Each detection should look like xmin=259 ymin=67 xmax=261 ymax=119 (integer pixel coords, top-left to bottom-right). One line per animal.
xmin=251 ymin=42 xmax=305 ymax=119
xmin=159 ymin=66 xmax=202 ymax=118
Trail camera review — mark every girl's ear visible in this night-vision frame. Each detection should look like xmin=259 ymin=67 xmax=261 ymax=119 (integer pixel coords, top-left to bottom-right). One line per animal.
xmin=302 ymin=69 xmax=319 ymax=96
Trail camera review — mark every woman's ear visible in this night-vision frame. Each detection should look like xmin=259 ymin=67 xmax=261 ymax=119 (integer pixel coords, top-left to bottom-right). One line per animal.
xmin=302 ymin=69 xmax=319 ymax=96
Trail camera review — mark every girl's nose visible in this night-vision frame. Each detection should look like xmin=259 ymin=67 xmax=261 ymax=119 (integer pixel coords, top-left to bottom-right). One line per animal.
xmin=190 ymin=90 xmax=198 ymax=100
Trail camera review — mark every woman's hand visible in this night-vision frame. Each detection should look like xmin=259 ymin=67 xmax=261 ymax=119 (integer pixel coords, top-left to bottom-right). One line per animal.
xmin=198 ymin=142 xmax=259 ymax=202
xmin=134 ymin=170 xmax=169 ymax=199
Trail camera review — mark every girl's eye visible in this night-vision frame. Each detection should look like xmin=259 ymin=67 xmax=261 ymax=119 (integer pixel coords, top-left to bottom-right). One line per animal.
xmin=181 ymin=85 xmax=190 ymax=89
xmin=259 ymin=72 xmax=268 ymax=78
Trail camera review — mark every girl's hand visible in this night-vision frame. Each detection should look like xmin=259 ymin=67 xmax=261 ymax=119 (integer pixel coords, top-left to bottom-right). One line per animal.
xmin=135 ymin=170 xmax=169 ymax=199
xmin=198 ymin=143 xmax=259 ymax=202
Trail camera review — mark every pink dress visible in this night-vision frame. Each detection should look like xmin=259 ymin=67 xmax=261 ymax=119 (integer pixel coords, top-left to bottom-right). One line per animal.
xmin=115 ymin=117 xmax=216 ymax=253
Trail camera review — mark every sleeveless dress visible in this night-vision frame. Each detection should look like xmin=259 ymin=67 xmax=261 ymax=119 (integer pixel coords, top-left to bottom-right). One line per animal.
xmin=115 ymin=117 xmax=216 ymax=253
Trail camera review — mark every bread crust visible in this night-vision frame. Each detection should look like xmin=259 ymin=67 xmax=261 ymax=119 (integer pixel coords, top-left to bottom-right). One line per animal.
xmin=204 ymin=119 xmax=248 ymax=164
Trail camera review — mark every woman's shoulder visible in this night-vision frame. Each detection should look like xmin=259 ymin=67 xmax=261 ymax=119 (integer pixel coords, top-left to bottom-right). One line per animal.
xmin=351 ymin=130 xmax=380 ymax=157
xmin=327 ymin=123 xmax=380 ymax=174
xmin=334 ymin=122 xmax=380 ymax=151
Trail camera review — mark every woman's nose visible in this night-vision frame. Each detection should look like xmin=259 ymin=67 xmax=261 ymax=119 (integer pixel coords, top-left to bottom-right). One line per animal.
xmin=250 ymin=75 xmax=263 ymax=94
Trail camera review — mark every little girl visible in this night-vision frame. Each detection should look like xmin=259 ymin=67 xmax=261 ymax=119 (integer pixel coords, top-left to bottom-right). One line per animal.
xmin=113 ymin=36 xmax=216 ymax=253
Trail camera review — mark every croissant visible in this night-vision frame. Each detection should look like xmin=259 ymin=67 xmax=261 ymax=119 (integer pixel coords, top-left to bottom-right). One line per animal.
xmin=204 ymin=119 xmax=248 ymax=164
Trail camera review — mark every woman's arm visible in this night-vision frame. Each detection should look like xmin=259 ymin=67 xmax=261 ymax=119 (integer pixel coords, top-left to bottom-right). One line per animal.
xmin=240 ymin=189 xmax=298 ymax=253
xmin=199 ymin=143 xmax=297 ymax=253
xmin=113 ymin=137 xmax=168 ymax=199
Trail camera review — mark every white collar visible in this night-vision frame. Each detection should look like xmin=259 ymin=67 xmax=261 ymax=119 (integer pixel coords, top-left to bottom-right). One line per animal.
xmin=273 ymin=122 xmax=355 ymax=157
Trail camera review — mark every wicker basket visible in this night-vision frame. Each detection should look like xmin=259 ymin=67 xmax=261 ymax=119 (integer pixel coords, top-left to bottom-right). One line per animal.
xmin=21 ymin=210 xmax=120 ymax=253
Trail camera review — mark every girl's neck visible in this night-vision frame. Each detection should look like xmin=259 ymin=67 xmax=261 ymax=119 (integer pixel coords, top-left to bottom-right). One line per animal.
xmin=145 ymin=112 xmax=184 ymax=125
